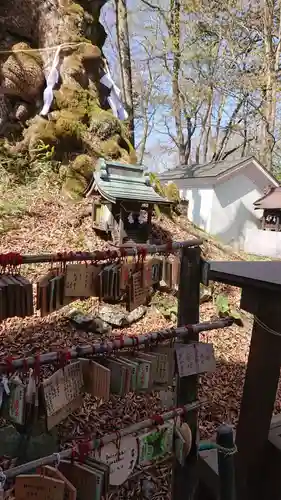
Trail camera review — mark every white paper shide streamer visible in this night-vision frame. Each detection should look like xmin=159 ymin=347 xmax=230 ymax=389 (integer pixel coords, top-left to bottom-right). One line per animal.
xmin=40 ymin=46 xmax=61 ymax=116
xmin=0 ymin=375 xmax=9 ymax=409
xmin=100 ymin=63 xmax=128 ymax=121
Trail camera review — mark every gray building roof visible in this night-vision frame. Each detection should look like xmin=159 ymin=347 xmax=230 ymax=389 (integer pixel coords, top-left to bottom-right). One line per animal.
xmin=159 ymin=156 xmax=256 ymax=181
xmin=87 ymin=159 xmax=171 ymax=204
xmin=254 ymin=187 xmax=281 ymax=210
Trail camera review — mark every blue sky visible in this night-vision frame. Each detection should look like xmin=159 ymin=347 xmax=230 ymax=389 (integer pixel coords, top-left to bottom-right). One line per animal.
xmin=101 ymin=0 xmax=177 ymax=171
xmin=100 ymin=1 xmax=245 ymax=171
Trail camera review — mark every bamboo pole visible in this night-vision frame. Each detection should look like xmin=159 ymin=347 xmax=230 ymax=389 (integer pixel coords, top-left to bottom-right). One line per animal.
xmin=0 ymin=318 xmax=233 ymax=373
xmin=0 ymin=239 xmax=203 ymax=265
xmin=5 ymin=402 xmax=202 ymax=479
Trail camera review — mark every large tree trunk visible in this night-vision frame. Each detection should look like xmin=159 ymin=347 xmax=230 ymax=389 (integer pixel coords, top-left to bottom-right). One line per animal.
xmin=260 ymin=0 xmax=281 ymax=171
xmin=115 ymin=0 xmax=134 ymax=146
xmin=0 ymin=0 xmax=136 ymax=198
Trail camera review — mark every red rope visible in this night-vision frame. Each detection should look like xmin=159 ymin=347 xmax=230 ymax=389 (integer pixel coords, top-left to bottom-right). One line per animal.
xmin=132 ymin=336 xmax=139 ymax=350
xmin=4 ymin=357 xmax=14 ymax=373
xmin=138 ymin=247 xmax=147 ymax=262
xmin=0 ymin=252 xmax=23 ymax=268
xmin=78 ymin=440 xmax=92 ymax=462
xmin=22 ymin=358 xmax=29 ymax=373
xmin=71 ymin=444 xmax=77 ymax=463
xmin=34 ymin=355 xmax=41 ymax=379
xmin=151 ymin=414 xmax=164 ymax=426
xmin=57 ymin=349 xmax=71 ymax=368
xmin=114 ymin=335 xmax=125 ymax=349
xmin=166 ymin=239 xmax=173 ymax=255
xmin=120 ymin=247 xmax=127 ymax=259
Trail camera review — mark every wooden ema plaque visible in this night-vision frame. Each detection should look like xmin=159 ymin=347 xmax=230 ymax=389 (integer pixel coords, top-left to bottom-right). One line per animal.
xmin=175 ymin=342 xmax=216 ymax=377
xmin=37 ymin=466 xmax=76 ymax=500
xmin=196 ymin=342 xmax=216 ymax=373
xmin=64 ymin=264 xmax=100 ymax=298
xmin=152 ymin=346 xmax=175 ymax=386
xmin=120 ymin=262 xmax=135 ymax=290
xmin=15 ymin=474 xmax=65 ymax=500
xmin=138 ymin=420 xmax=174 ymax=466
xmin=43 ymin=361 xmax=84 ymax=430
xmin=58 ymin=460 xmax=100 ymax=500
xmin=96 ymin=435 xmax=138 ymax=486
xmin=8 ymin=379 xmax=25 ymax=425
xmin=175 ymin=343 xmax=197 ymax=377
xmin=127 ymin=270 xmax=148 ymax=312
xmin=79 ymin=358 xmax=110 ymax=400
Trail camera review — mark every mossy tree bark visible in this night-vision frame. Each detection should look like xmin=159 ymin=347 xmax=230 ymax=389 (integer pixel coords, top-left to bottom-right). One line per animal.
xmin=0 ymin=0 xmax=136 ymax=198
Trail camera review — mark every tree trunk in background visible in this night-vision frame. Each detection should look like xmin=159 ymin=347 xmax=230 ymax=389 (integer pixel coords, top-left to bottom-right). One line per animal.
xmin=116 ymin=0 xmax=135 ymax=146
xmin=260 ymin=0 xmax=281 ymax=171
xmin=0 ymin=0 xmax=136 ymax=199
xmin=212 ymin=98 xmax=245 ymax=161
xmin=171 ymin=0 xmax=189 ymax=165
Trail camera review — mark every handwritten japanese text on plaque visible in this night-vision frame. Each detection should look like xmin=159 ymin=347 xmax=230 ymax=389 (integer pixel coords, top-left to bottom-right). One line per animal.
xmin=37 ymin=466 xmax=77 ymax=500
xmin=196 ymin=342 xmax=216 ymax=373
xmin=43 ymin=361 xmax=84 ymax=429
xmin=175 ymin=344 xmax=197 ymax=377
xmin=175 ymin=342 xmax=216 ymax=377
xmin=15 ymin=474 xmax=65 ymax=500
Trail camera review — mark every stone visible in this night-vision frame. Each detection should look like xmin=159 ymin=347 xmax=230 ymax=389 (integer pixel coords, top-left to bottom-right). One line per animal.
xmin=126 ymin=306 xmax=147 ymax=324
xmin=68 ymin=309 xmax=112 ymax=335
xmin=97 ymin=304 xmax=147 ymax=327
xmin=200 ymin=284 xmax=213 ymax=304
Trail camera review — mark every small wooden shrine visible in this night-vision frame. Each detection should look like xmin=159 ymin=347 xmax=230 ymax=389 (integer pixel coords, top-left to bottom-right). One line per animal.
xmin=85 ymin=159 xmax=171 ymax=244
xmin=254 ymin=187 xmax=281 ymax=231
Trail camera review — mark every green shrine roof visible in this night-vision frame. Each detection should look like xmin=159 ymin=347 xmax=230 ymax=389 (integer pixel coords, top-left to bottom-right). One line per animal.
xmin=87 ymin=159 xmax=171 ymax=204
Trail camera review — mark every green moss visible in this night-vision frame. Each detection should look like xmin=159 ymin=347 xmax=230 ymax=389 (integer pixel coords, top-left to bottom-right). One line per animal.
xmin=100 ymin=137 xmax=121 ymax=158
xmin=123 ymin=137 xmax=137 ymax=163
xmin=54 ymin=84 xmax=89 ymax=114
xmin=62 ymin=169 xmax=88 ymax=200
xmin=89 ymin=109 xmax=122 ymax=139
xmin=65 ymin=54 xmax=84 ymax=74
xmin=59 ymin=164 xmax=69 ymax=181
xmin=164 ymin=182 xmax=180 ymax=203
xmin=79 ymin=37 xmax=93 ymax=45
xmin=66 ymin=2 xmax=84 ymax=15
xmin=79 ymin=43 xmax=101 ymax=60
xmin=23 ymin=118 xmax=58 ymax=151
xmin=55 ymin=110 xmax=86 ymax=140
xmin=71 ymin=154 xmax=94 ymax=179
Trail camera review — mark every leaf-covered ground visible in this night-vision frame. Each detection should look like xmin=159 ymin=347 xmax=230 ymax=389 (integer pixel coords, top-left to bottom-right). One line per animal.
xmin=1 ymin=181 xmax=281 ymax=496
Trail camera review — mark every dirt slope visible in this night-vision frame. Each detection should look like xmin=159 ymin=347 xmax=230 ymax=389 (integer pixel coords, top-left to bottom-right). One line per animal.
xmin=0 ymin=183 xmax=280 ymax=447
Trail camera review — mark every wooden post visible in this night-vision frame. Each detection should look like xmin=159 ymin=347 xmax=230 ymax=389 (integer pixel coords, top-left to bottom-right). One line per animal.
xmin=236 ymin=288 xmax=281 ymax=500
xmin=217 ymin=424 xmax=236 ymax=500
xmin=119 ymin=204 xmax=125 ymax=244
xmin=147 ymin=204 xmax=152 ymax=243
xmin=172 ymin=245 xmax=201 ymax=500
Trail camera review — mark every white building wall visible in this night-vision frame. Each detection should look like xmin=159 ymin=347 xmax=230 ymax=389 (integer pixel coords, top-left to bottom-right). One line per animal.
xmin=244 ymin=228 xmax=281 ymax=258
xmin=209 ymin=173 xmax=263 ymax=249
xmin=179 ymin=186 xmax=213 ymax=233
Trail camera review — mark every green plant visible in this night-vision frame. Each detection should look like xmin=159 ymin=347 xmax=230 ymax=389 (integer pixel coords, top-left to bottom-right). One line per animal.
xmin=215 ymin=294 xmax=243 ymax=326
xmin=29 ymin=140 xmax=55 ymax=163
xmin=148 ymin=173 xmax=180 ymax=218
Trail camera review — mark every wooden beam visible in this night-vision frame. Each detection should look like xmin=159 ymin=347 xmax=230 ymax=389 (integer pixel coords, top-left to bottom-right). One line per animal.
xmin=118 ymin=203 xmax=125 ymax=244
xmin=236 ymin=288 xmax=281 ymax=500
xmin=172 ymin=246 xmax=201 ymax=500
xmin=147 ymin=204 xmax=152 ymax=243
